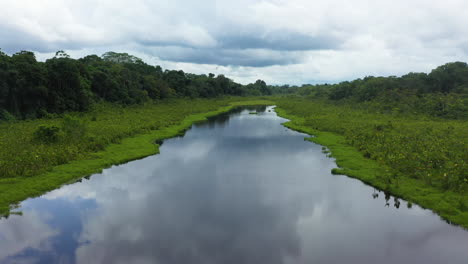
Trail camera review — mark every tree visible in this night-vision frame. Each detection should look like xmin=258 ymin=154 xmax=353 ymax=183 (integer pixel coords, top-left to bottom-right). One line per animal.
xmin=0 ymin=49 xmax=271 ymax=119
xmin=0 ymin=49 xmax=10 ymax=113
xmin=163 ymin=70 xmax=189 ymax=96
xmin=102 ymin=52 xmax=144 ymax=64
xmin=10 ymin=51 xmax=48 ymax=117
xmin=428 ymin=62 xmax=468 ymax=93
xmin=54 ymin=50 xmax=70 ymax=59
xmin=253 ymin=79 xmax=271 ymax=95
xmin=46 ymin=54 xmax=92 ymax=112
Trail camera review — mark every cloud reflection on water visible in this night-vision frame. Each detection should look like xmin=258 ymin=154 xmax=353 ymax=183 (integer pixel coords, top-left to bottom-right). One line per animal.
xmin=0 ymin=107 xmax=467 ymax=264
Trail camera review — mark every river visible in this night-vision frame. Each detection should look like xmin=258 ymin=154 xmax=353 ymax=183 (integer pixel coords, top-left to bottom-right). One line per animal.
xmin=1 ymin=106 xmax=467 ymax=264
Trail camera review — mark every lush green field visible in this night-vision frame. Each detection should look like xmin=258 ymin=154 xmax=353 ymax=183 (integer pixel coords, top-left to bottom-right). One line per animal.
xmin=0 ymin=97 xmax=272 ymax=215
xmin=274 ymin=96 xmax=468 ymax=228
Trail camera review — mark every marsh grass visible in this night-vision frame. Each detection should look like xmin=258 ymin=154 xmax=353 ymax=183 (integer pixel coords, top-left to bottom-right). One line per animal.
xmin=275 ymin=97 xmax=468 ymax=229
xmin=0 ymin=97 xmax=273 ymax=215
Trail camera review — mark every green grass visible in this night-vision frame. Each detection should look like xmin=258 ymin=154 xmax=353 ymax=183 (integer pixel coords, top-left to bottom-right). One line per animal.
xmin=274 ymin=97 xmax=468 ymax=229
xmin=0 ymin=97 xmax=272 ymax=216
xmin=2 ymin=95 xmax=467 ymax=229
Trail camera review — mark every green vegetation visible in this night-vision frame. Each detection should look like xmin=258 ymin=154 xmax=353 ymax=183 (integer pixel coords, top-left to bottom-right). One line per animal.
xmin=0 ymin=98 xmax=272 ymax=216
xmin=271 ymin=62 xmax=468 ymax=120
xmin=1 ymin=46 xmax=466 ymax=229
xmin=269 ymin=61 xmax=467 ymax=228
xmin=274 ymin=97 xmax=467 ymax=228
xmin=0 ymin=49 xmax=272 ymax=120
xmin=0 ymin=48 xmax=273 ymax=215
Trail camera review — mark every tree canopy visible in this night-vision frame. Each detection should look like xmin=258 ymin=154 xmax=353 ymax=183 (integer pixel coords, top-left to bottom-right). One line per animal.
xmin=0 ymin=50 xmax=272 ymax=120
xmin=272 ymin=62 xmax=468 ymax=119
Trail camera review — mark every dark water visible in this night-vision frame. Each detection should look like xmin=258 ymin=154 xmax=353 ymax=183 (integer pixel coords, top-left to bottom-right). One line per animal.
xmin=1 ymin=106 xmax=467 ymax=264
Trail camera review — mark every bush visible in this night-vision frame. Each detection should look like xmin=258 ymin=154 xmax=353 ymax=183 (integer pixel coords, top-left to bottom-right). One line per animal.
xmin=33 ymin=125 xmax=61 ymax=144
xmin=0 ymin=109 xmax=16 ymax=122
xmin=62 ymin=115 xmax=87 ymax=141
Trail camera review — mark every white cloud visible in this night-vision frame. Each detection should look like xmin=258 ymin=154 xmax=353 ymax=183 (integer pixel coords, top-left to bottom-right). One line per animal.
xmin=1 ymin=0 xmax=467 ymax=84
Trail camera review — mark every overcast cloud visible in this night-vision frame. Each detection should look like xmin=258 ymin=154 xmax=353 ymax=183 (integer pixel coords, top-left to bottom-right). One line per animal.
xmin=1 ymin=0 xmax=467 ymax=84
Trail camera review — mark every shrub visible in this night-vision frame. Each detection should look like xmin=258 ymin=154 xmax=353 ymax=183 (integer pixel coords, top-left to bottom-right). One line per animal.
xmin=0 ymin=109 xmax=16 ymax=122
xmin=62 ymin=115 xmax=87 ymax=141
xmin=33 ymin=125 xmax=61 ymax=144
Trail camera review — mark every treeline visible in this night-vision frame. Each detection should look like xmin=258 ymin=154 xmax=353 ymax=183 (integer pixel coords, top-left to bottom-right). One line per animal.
xmin=0 ymin=50 xmax=272 ymax=120
xmin=272 ymin=62 xmax=468 ymax=119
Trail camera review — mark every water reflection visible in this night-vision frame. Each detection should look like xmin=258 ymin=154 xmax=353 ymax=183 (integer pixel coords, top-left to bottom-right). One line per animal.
xmin=0 ymin=212 xmax=57 ymax=261
xmin=372 ymin=189 xmax=401 ymax=208
xmin=75 ymin=166 xmax=302 ymax=264
xmin=0 ymin=106 xmax=467 ymax=264
xmin=200 ymin=105 xmax=267 ymax=129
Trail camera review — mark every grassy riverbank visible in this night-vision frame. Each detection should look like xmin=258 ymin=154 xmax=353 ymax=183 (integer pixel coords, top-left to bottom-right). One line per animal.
xmin=2 ymin=95 xmax=466 ymax=229
xmin=0 ymin=97 xmax=272 ymax=215
xmin=274 ymin=97 xmax=468 ymax=229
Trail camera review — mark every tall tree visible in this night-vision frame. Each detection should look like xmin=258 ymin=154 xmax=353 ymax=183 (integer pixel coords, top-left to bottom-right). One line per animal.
xmin=46 ymin=51 xmax=92 ymax=112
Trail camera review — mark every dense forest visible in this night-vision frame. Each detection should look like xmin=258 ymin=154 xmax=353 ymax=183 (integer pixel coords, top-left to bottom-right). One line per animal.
xmin=1 ymin=48 xmax=466 ymax=121
xmin=0 ymin=50 xmax=271 ymax=120
xmin=271 ymin=62 xmax=468 ymax=119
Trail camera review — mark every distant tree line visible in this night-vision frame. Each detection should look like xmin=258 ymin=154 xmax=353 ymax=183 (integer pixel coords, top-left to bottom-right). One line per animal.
xmin=0 ymin=50 xmax=272 ymax=120
xmin=270 ymin=62 xmax=468 ymax=119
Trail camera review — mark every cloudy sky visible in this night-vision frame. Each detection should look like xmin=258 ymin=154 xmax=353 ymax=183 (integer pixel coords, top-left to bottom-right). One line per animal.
xmin=1 ymin=0 xmax=467 ymax=85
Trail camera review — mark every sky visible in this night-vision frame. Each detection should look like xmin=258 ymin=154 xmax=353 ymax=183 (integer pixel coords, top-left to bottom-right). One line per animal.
xmin=1 ymin=0 xmax=467 ymax=85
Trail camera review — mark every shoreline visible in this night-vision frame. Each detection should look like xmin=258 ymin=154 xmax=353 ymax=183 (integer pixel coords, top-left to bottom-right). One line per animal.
xmin=274 ymin=107 xmax=468 ymax=230
xmin=2 ymin=99 xmax=466 ymax=230
xmin=0 ymin=100 xmax=273 ymax=216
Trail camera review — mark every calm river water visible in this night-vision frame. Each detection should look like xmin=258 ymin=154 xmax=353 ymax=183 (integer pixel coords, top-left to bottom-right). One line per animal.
xmin=1 ymin=106 xmax=467 ymax=264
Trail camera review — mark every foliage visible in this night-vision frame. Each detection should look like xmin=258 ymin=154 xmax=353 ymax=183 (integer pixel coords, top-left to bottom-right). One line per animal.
xmin=275 ymin=97 xmax=467 ymax=192
xmin=266 ymin=62 xmax=468 ymax=228
xmin=0 ymin=97 xmax=272 ymax=215
xmin=0 ymin=109 xmax=15 ymax=122
xmin=0 ymin=50 xmax=273 ymax=120
xmin=33 ymin=125 xmax=61 ymax=144
xmin=62 ymin=115 xmax=87 ymax=141
xmin=271 ymin=62 xmax=468 ymax=119
xmin=274 ymin=96 xmax=468 ymax=228
xmin=0 ymin=97 xmax=270 ymax=180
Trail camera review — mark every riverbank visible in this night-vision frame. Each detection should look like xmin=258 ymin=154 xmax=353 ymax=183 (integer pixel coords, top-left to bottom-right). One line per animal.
xmin=2 ymin=96 xmax=466 ymax=229
xmin=274 ymin=98 xmax=468 ymax=229
xmin=0 ymin=98 xmax=272 ymax=216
